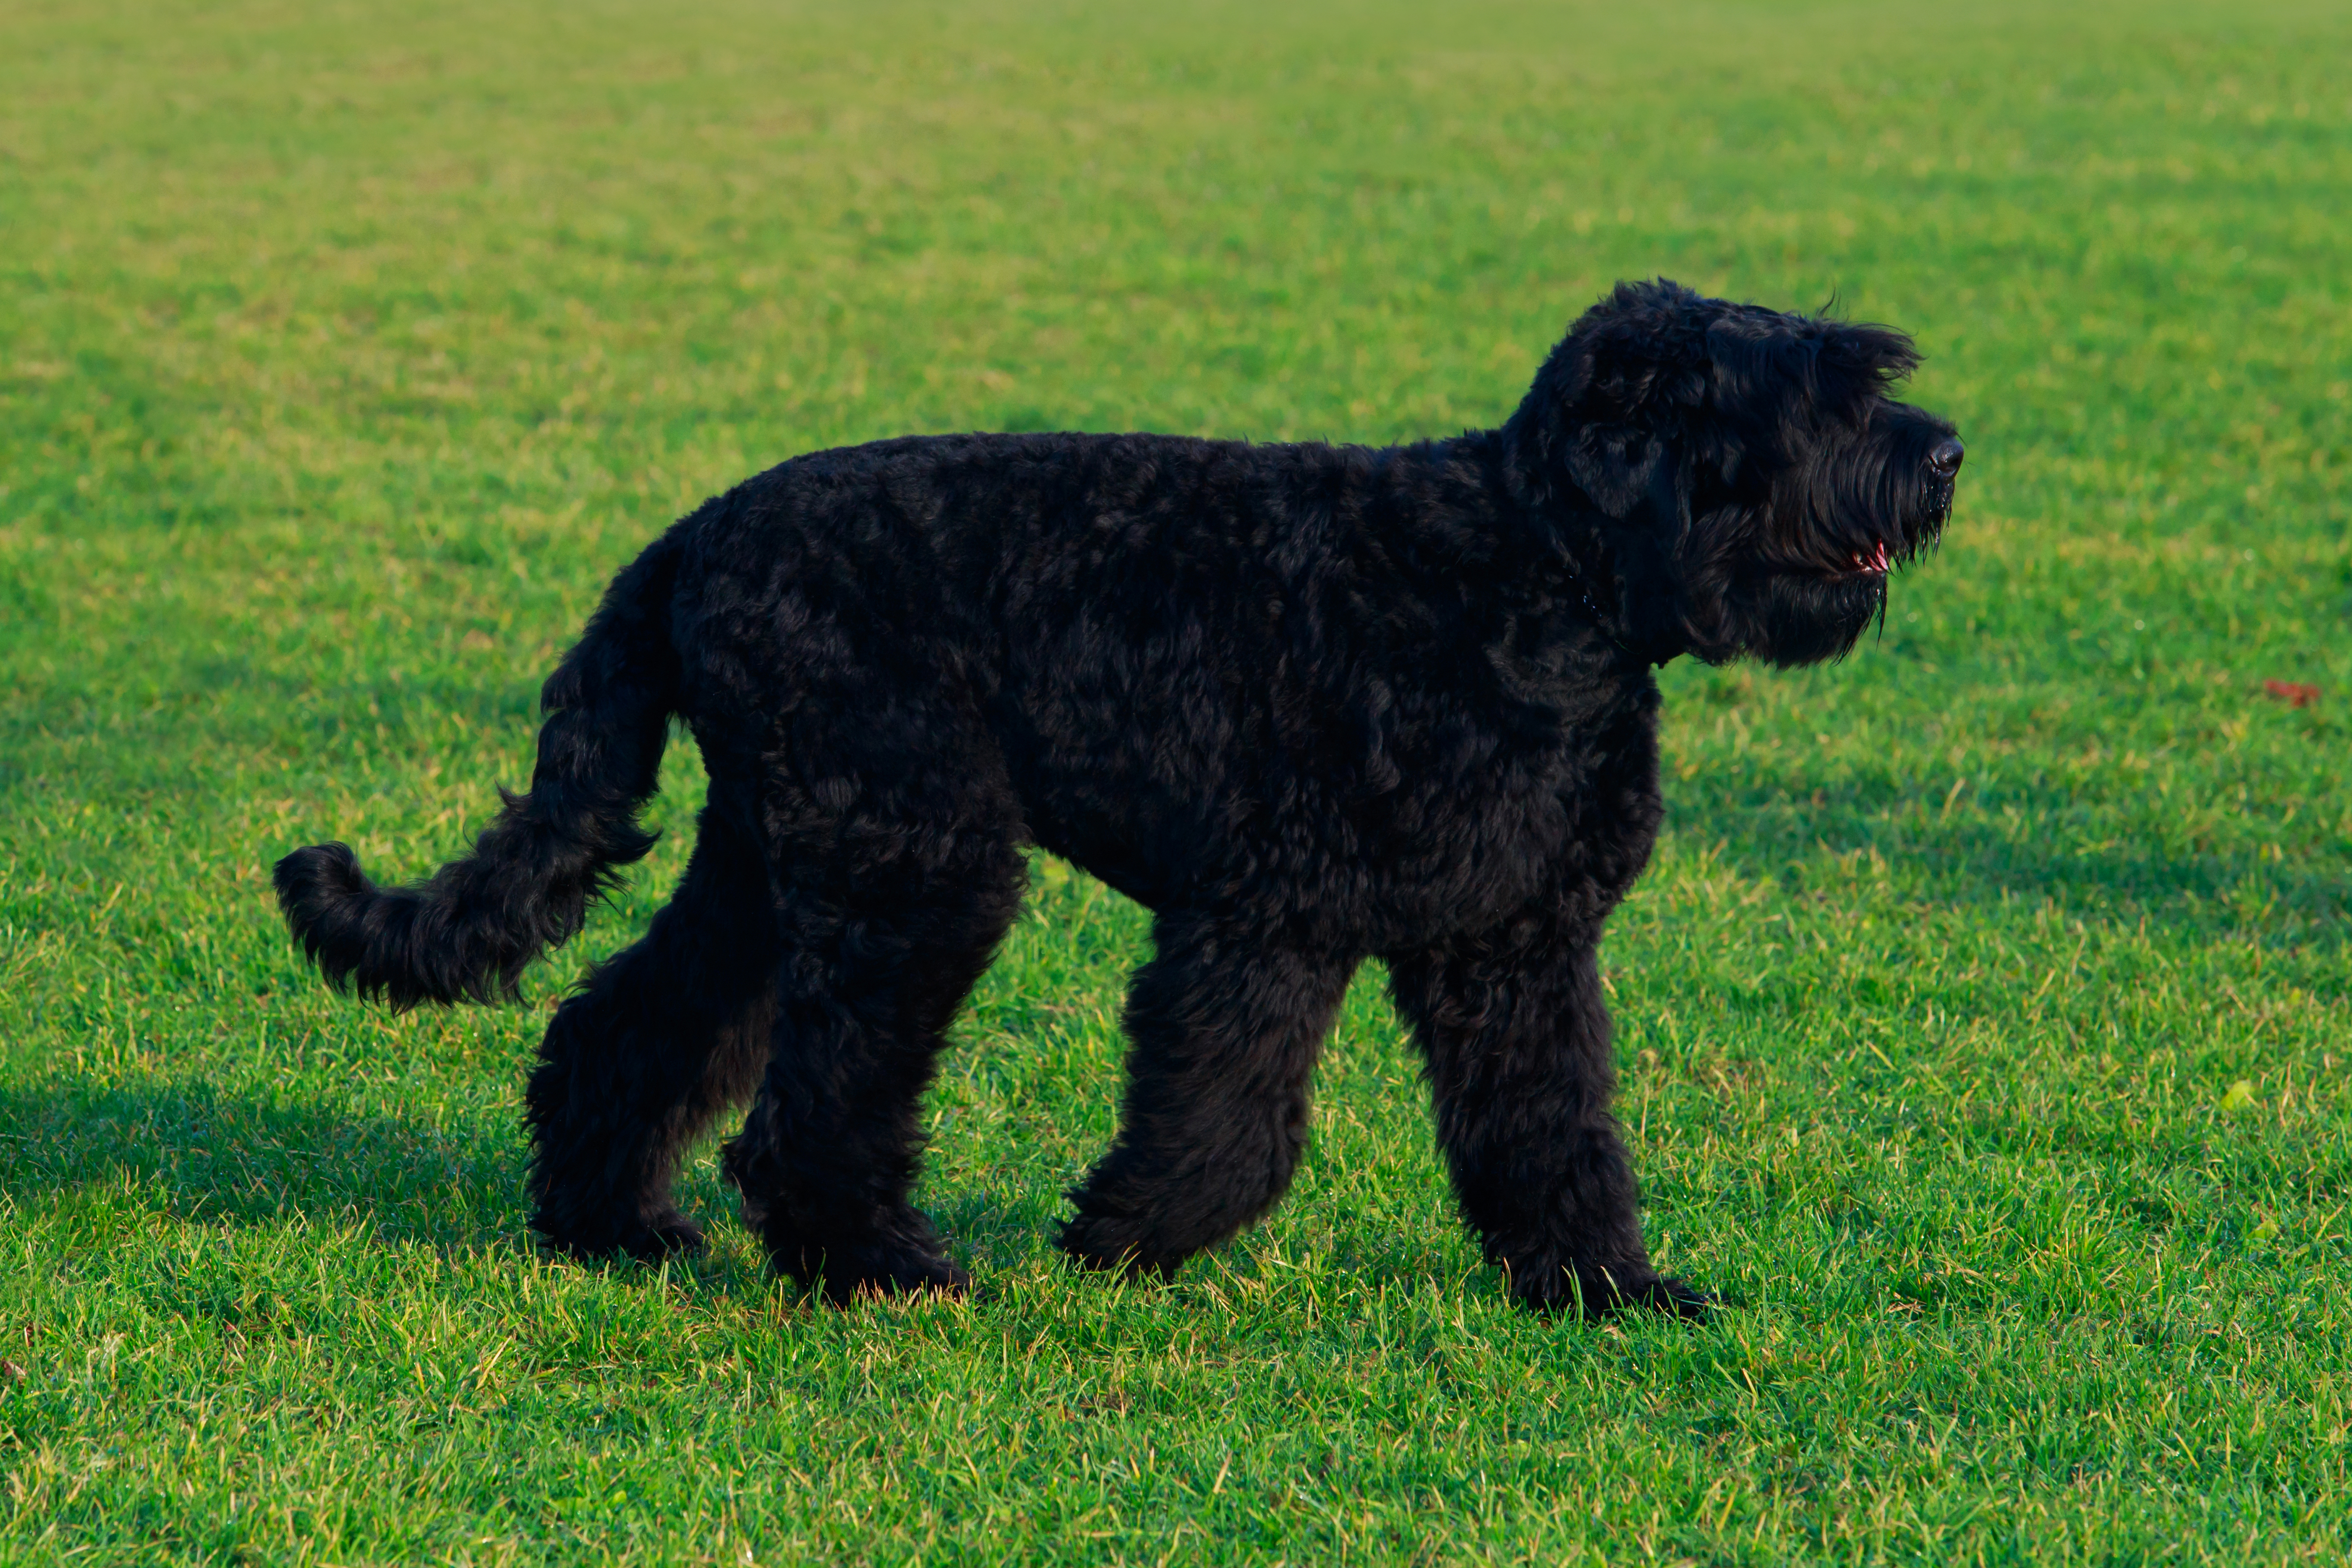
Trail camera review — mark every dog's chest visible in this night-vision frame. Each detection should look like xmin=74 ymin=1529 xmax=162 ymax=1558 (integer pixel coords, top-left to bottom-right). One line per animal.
xmin=1346 ymin=666 xmax=1662 ymax=940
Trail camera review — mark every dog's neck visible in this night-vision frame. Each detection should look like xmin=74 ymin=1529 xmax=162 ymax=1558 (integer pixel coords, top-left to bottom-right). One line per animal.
xmin=1472 ymin=429 xmax=1682 ymax=667
xmin=1552 ymin=529 xmax=1637 ymax=660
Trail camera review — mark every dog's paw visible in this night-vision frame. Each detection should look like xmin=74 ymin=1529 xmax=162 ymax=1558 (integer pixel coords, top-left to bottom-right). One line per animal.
xmin=806 ymin=1244 xmax=972 ymax=1307
xmin=1056 ymin=1215 xmax=1182 ymax=1283
xmin=1512 ymin=1264 xmax=1715 ymax=1322
xmin=535 ymin=1207 xmax=707 ymax=1265
xmin=1627 ymin=1275 xmax=1715 ymax=1322
xmin=758 ymin=1215 xmax=971 ymax=1305
xmin=627 ymin=1211 xmax=708 ymax=1261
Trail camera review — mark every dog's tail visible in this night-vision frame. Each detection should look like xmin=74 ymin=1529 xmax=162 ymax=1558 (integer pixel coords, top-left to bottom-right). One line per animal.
xmin=273 ymin=524 xmax=689 ymax=1008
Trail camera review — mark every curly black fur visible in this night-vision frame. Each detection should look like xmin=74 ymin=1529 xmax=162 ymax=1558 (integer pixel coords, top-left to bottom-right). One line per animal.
xmin=274 ymin=279 xmax=1962 ymax=1315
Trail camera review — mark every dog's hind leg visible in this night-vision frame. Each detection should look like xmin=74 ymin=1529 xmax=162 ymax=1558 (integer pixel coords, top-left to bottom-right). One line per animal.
xmin=1384 ymin=910 xmax=1708 ymax=1320
xmin=524 ymin=790 xmax=778 ymax=1262
xmin=720 ymin=788 xmax=1026 ymax=1305
xmin=1060 ymin=911 xmax=1357 ymax=1280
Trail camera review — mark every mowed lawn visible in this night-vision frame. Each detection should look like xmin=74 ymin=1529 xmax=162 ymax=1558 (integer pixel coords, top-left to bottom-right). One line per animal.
xmin=3 ymin=0 xmax=2348 ymax=1561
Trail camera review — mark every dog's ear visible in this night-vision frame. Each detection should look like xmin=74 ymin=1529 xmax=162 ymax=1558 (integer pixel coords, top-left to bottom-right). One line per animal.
xmin=1506 ymin=279 xmax=1712 ymax=514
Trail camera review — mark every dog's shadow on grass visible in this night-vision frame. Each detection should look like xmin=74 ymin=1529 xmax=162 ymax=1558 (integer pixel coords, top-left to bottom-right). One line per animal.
xmin=0 ymin=1075 xmax=533 ymax=1253
xmin=0 ymin=1075 xmax=1063 ymax=1290
xmin=1669 ymin=778 xmax=2349 ymax=951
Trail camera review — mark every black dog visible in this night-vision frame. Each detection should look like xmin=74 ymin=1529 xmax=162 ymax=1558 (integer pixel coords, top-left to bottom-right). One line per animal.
xmin=276 ymin=279 xmax=1961 ymax=1317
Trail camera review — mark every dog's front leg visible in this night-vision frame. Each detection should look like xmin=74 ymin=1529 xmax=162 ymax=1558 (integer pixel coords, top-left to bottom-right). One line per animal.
xmin=1060 ymin=910 xmax=1357 ymax=1280
xmin=1386 ymin=910 xmax=1708 ymax=1320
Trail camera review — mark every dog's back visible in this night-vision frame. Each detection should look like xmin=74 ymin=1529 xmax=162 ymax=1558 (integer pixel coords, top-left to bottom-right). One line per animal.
xmin=670 ymin=429 xmax=1656 ymax=931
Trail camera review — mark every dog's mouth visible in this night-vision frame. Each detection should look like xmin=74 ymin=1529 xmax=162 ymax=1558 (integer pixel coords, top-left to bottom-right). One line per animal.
xmin=1828 ymin=514 xmax=1947 ymax=580
xmin=1836 ymin=540 xmax=1892 ymax=579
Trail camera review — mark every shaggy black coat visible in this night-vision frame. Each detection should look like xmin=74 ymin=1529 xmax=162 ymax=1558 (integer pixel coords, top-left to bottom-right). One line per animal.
xmin=276 ymin=279 xmax=1963 ymax=1315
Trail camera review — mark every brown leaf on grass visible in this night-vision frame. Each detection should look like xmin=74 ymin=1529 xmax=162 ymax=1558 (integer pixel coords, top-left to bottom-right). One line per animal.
xmin=2263 ymin=680 xmax=2320 ymax=708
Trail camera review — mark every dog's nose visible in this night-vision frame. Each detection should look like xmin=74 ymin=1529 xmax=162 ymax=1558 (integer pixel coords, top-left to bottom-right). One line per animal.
xmin=1927 ymin=438 xmax=1964 ymax=478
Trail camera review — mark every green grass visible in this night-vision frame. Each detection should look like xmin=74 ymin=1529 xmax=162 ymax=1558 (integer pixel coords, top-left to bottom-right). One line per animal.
xmin=3 ymin=0 xmax=2349 ymax=1560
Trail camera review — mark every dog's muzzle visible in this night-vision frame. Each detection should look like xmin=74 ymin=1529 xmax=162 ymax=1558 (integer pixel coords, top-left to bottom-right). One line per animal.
xmin=1835 ymin=437 xmax=1962 ymax=579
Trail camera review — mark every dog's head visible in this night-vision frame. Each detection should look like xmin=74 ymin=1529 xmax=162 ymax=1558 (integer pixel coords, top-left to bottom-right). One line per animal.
xmin=1503 ymin=279 xmax=1962 ymax=667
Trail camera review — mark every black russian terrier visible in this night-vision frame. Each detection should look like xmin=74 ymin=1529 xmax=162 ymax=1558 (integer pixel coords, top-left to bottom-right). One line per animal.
xmin=276 ymin=279 xmax=1962 ymax=1317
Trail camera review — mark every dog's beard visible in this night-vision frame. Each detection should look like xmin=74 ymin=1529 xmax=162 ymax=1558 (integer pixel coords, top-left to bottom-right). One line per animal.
xmin=1685 ymin=413 xmax=1955 ymax=668
xmin=1717 ymin=568 xmax=1887 ymax=667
